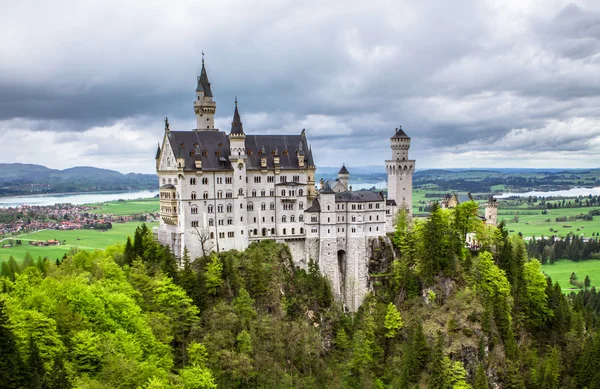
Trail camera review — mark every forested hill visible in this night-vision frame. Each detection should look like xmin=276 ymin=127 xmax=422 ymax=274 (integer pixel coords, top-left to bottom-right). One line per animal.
xmin=0 ymin=163 xmax=157 ymax=196
xmin=3 ymin=205 xmax=600 ymax=388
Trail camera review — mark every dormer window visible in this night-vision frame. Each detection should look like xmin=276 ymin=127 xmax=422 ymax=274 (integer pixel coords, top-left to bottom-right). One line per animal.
xmin=203 ymin=150 xmax=208 ymax=157
xmin=283 ymin=149 xmax=288 ymax=156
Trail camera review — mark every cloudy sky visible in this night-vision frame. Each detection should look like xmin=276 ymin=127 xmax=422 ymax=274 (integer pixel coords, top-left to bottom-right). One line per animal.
xmin=1 ymin=0 xmax=600 ymax=174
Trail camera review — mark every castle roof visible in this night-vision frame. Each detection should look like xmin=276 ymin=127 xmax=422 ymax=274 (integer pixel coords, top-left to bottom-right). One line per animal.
xmin=195 ymin=62 xmax=213 ymax=97
xmin=165 ymin=130 xmax=314 ymax=171
xmin=391 ymin=126 xmax=409 ymax=139
xmin=305 ymin=198 xmax=321 ymax=212
xmin=338 ymin=164 xmax=349 ymax=174
xmin=230 ymin=101 xmax=244 ymax=135
xmin=155 ymin=144 xmax=161 ymax=160
xmin=335 ymin=190 xmax=384 ymax=202
xmin=321 ymin=181 xmax=335 ymax=194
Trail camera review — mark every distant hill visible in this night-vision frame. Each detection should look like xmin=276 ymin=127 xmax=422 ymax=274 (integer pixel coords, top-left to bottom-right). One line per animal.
xmin=0 ymin=163 xmax=157 ymax=197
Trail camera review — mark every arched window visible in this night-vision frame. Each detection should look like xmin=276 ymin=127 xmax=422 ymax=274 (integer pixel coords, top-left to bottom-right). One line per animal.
xmin=217 ymin=190 xmax=223 ymax=199
xmin=283 ymin=228 xmax=287 ymax=235
xmin=217 ymin=204 xmax=223 ymax=213
xmin=190 ymin=177 xmax=196 ymax=185
xmin=209 ymin=219 xmax=214 ymax=226
xmin=261 ymin=190 xmax=265 ymax=197
xmin=299 ymin=214 xmax=304 ymax=222
xmin=252 ymin=190 xmax=257 ymax=197
xmin=202 ymin=177 xmax=209 ymax=185
xmin=291 ymin=215 xmax=295 ymax=222
xmin=208 ymin=204 xmax=214 ymax=213
xmin=292 ymin=228 xmax=295 ymax=234
xmin=299 ymin=189 xmax=303 ymax=196
xmin=247 ymin=202 xmax=254 ymax=211
xmin=281 ymin=189 xmax=286 ymax=196
xmin=261 ymin=203 xmax=266 ymax=211
xmin=271 ymin=228 xmax=275 ymax=234
xmin=300 ymin=227 xmax=304 ymax=234
xmin=191 ymin=205 xmax=198 ymax=214
xmin=282 ymin=215 xmax=287 ymax=222
xmin=191 ymin=191 xmax=197 ymax=200
xmin=270 ymin=203 xmax=275 ymax=210
xmin=299 ymin=201 xmax=304 ymax=210
xmin=238 ymin=188 xmax=244 ymax=195
xmin=227 ymin=204 xmax=232 ymax=212
xmin=203 ymin=192 xmax=209 ymax=199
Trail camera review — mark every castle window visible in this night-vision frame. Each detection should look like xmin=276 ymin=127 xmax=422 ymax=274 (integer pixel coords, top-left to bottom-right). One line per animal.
xmin=203 ymin=192 xmax=209 ymax=199
xmin=208 ymin=204 xmax=214 ymax=213
xmin=281 ymin=189 xmax=286 ymax=196
xmin=376 ymin=227 xmax=379 ymax=231
xmin=352 ymin=216 xmax=356 ymax=222
xmin=267 ymin=176 xmax=274 ymax=183
xmin=328 ymin=217 xmax=330 ymax=222
xmin=228 ymin=232 xmax=235 ymax=238
xmin=209 ymin=219 xmax=214 ymax=226
xmin=293 ymin=175 xmax=299 ymax=182
xmin=217 ymin=205 xmax=223 ymax=213
xmin=227 ymin=204 xmax=232 ymax=212
xmin=270 ymin=203 xmax=275 ymax=210
xmin=352 ymin=228 xmax=356 ymax=233
xmin=217 ymin=177 xmax=223 ymax=184
xmin=312 ymin=228 xmax=317 ymax=233
xmin=282 ymin=215 xmax=287 ymax=222
xmin=270 ymin=190 xmax=274 ymax=196
xmin=368 ymin=203 xmax=372 ymax=209
xmin=254 ymin=176 xmax=262 ymax=183
xmin=168 ymin=178 xmax=172 ymax=184
xmin=226 ymin=191 xmax=232 ymax=198
xmin=376 ymin=203 xmax=380 ymax=209
xmin=247 ymin=202 xmax=254 ymax=211
xmin=191 ymin=205 xmax=198 ymax=214
xmin=219 ymin=232 xmax=225 ymax=238
xmin=225 ymin=177 xmax=232 ymax=184
xmin=327 ymin=205 xmax=330 ymax=211
xmin=300 ymin=228 xmax=304 ymax=234
xmin=217 ymin=191 xmax=223 ymax=199
xmin=377 ymin=215 xmax=379 ymax=221
xmin=292 ymin=228 xmax=295 ymax=234
xmin=191 ymin=221 xmax=199 ymax=227
xmin=252 ymin=190 xmax=257 ymax=197
xmin=280 ymin=176 xmax=287 ymax=183
xmin=311 ymin=216 xmax=317 ymax=222
xmin=190 ymin=178 xmax=196 ymax=185
xmin=202 ymin=177 xmax=209 ymax=185
xmin=299 ymin=202 xmax=304 ymax=210
xmin=271 ymin=228 xmax=275 ymax=234
xmin=210 ymin=232 xmax=214 ymax=239
xmin=369 ymin=215 xmax=372 ymax=221
xmin=291 ymin=215 xmax=295 ymax=222
xmin=261 ymin=190 xmax=265 ymax=197
xmin=162 ymin=178 xmax=165 ymax=184
xmin=239 ymin=188 xmax=244 ymax=195
xmin=352 ymin=204 xmax=356 ymax=210
xmin=191 ymin=191 xmax=197 ymax=200
xmin=369 ymin=227 xmax=372 ymax=231
xmin=299 ymin=215 xmax=304 ymax=222
xmin=218 ymin=219 xmax=224 ymax=226
xmin=298 ymin=189 xmax=303 ymax=196
xmin=261 ymin=203 xmax=266 ymax=211
xmin=283 ymin=228 xmax=287 ymax=235
xmin=254 ymin=228 xmax=257 ymax=235
xmin=227 ymin=218 xmax=233 ymax=225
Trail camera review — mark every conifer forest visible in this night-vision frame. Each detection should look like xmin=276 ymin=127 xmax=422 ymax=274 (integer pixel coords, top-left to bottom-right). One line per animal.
xmin=3 ymin=202 xmax=600 ymax=388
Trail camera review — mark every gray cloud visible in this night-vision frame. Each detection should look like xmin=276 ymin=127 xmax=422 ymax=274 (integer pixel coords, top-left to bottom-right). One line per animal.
xmin=1 ymin=0 xmax=600 ymax=173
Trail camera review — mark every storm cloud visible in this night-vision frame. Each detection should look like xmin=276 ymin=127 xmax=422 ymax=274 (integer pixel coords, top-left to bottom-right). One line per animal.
xmin=1 ymin=0 xmax=599 ymax=173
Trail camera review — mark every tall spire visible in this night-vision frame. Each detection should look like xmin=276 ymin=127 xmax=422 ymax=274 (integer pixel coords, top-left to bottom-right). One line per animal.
xmin=196 ymin=54 xmax=213 ymax=97
xmin=230 ymin=98 xmax=244 ymax=135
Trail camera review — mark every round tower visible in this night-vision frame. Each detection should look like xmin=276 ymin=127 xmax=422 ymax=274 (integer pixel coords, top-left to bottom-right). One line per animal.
xmin=386 ymin=126 xmax=415 ymax=216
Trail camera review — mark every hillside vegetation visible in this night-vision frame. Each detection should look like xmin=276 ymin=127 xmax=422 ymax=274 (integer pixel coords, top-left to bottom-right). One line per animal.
xmin=2 ymin=203 xmax=600 ymax=388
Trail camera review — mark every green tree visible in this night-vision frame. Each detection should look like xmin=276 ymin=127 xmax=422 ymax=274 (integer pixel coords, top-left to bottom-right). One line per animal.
xmin=48 ymin=355 xmax=72 ymax=389
xmin=205 ymin=254 xmax=223 ymax=296
xmin=124 ymin=236 xmax=136 ymax=265
xmin=384 ymin=302 xmax=404 ymax=338
xmin=474 ymin=363 xmax=489 ymax=389
xmin=428 ymin=332 xmax=450 ymax=389
xmin=0 ymin=299 xmax=25 ymax=389
xmin=28 ymin=336 xmax=46 ymax=389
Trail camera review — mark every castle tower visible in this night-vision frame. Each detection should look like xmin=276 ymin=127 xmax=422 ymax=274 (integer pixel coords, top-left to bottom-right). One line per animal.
xmin=338 ymin=165 xmax=349 ymax=190
xmin=194 ymin=56 xmax=217 ymax=131
xmin=228 ymin=100 xmax=248 ymax=249
xmin=485 ymin=196 xmax=498 ymax=225
xmin=386 ymin=126 xmax=415 ymax=216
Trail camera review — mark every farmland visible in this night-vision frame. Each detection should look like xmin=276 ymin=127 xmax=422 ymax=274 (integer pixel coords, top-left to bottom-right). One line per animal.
xmin=542 ymin=259 xmax=600 ymax=293
xmin=0 ymin=221 xmax=157 ymax=262
xmin=88 ymin=198 xmax=159 ymax=215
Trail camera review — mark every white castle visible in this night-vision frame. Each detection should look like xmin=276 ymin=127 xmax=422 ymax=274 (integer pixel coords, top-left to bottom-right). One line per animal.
xmin=155 ymin=60 xmax=414 ymax=309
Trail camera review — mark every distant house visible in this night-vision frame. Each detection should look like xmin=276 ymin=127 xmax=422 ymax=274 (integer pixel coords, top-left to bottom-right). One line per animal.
xmin=46 ymin=240 xmax=60 ymax=246
xmin=440 ymin=192 xmax=474 ymax=209
xmin=2 ymin=244 xmax=11 ymax=248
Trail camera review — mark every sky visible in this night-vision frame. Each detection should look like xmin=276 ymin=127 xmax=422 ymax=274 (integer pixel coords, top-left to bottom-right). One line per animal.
xmin=1 ymin=0 xmax=600 ymax=174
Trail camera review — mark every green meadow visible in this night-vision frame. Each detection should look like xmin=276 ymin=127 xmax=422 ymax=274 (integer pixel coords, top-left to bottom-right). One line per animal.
xmin=499 ymin=206 xmax=600 ymax=238
xmin=88 ymin=198 xmax=159 ymax=215
xmin=542 ymin=259 xmax=600 ymax=293
xmin=0 ymin=222 xmax=158 ymax=262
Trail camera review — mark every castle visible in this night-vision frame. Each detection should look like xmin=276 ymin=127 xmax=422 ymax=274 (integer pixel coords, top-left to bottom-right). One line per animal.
xmin=155 ymin=60 xmax=414 ymax=309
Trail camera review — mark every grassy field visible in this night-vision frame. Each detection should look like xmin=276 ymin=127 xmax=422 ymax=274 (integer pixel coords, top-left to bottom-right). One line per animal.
xmin=542 ymin=259 xmax=600 ymax=293
xmin=0 ymin=222 xmax=157 ymax=262
xmin=499 ymin=206 xmax=600 ymax=238
xmin=88 ymin=198 xmax=159 ymax=215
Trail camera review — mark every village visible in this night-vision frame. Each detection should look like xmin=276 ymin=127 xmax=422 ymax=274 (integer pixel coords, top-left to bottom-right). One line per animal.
xmin=0 ymin=202 xmax=158 ymax=243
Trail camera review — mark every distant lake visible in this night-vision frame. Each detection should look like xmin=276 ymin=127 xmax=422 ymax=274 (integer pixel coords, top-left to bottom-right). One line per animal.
xmin=498 ymin=187 xmax=600 ymax=198
xmin=0 ymin=190 xmax=159 ymax=208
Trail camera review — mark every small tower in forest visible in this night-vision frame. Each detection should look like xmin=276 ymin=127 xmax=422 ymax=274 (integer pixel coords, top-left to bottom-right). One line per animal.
xmin=485 ymin=196 xmax=498 ymax=225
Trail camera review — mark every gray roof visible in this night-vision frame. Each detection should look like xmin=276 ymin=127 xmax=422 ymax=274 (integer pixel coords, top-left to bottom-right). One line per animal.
xmin=165 ymin=130 xmax=315 ymax=171
xmin=321 ymin=181 xmax=335 ymax=194
xmin=391 ymin=127 xmax=409 ymax=139
xmin=195 ymin=63 xmax=213 ymax=97
xmin=457 ymin=193 xmax=474 ymax=203
xmin=339 ymin=165 xmax=349 ymax=174
xmin=160 ymin=184 xmax=176 ymax=189
xmin=305 ymin=198 xmax=321 ymax=212
xmin=335 ymin=191 xmax=385 ymax=202
xmin=230 ymin=104 xmax=244 ymax=135
xmin=386 ymin=199 xmax=397 ymax=206
xmin=155 ymin=144 xmax=161 ymax=160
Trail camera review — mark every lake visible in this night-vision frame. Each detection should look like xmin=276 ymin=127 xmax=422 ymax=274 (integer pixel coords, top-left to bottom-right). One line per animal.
xmin=0 ymin=190 xmax=159 ymax=208
xmin=498 ymin=187 xmax=600 ymax=198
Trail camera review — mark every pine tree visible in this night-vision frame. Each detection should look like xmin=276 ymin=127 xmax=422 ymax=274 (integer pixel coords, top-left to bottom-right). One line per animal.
xmin=504 ymin=362 xmax=525 ymax=389
xmin=0 ymin=300 xmax=25 ymax=389
xmin=428 ymin=332 xmax=449 ymax=389
xmin=474 ymin=363 xmax=489 ymax=389
xmin=384 ymin=302 xmax=404 ymax=339
xmin=124 ymin=236 xmax=135 ymax=265
xmin=48 ymin=355 xmax=71 ymax=389
xmin=28 ymin=336 xmax=46 ymax=389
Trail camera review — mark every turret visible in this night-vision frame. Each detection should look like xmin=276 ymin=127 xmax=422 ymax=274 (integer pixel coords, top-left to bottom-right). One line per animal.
xmin=338 ymin=165 xmax=349 ymax=190
xmin=194 ymin=55 xmax=217 ymax=131
xmin=485 ymin=196 xmax=498 ymax=225
xmin=386 ymin=126 xmax=415 ymax=215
